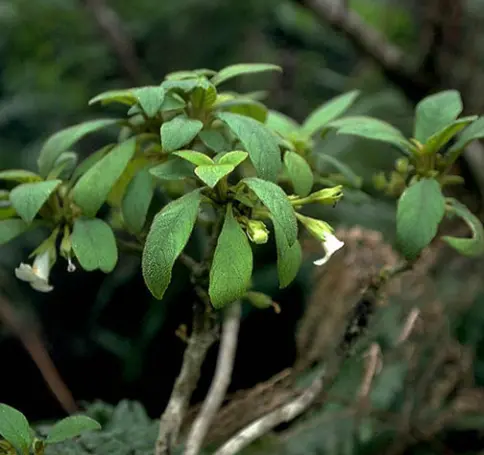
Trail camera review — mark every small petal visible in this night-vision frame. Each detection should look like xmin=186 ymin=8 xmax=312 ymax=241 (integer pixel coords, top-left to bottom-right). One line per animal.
xmin=313 ymin=233 xmax=345 ymax=267
xmin=324 ymin=233 xmax=345 ymax=256
xmin=32 ymin=251 xmax=51 ymax=281
xmin=313 ymin=256 xmax=331 ymax=266
xmin=15 ymin=250 xmax=54 ymax=293
xmin=15 ymin=264 xmax=37 ymax=282
xmin=30 ymin=280 xmax=54 ymax=293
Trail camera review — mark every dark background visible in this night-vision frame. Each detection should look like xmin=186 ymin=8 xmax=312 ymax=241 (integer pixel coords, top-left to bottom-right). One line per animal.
xmin=2 ymin=1 xmax=484 ymax=453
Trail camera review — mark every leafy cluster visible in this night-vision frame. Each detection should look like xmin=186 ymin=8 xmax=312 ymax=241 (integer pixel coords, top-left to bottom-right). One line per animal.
xmin=0 ymin=65 xmax=483 ymax=312
xmin=0 ymin=403 xmax=100 ymax=455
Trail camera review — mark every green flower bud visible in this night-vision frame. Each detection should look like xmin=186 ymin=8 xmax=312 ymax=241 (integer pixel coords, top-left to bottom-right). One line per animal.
xmin=246 ymin=219 xmax=269 ymax=244
xmin=246 ymin=291 xmax=280 ymax=313
xmin=372 ymin=172 xmax=387 ymax=190
xmin=295 ymin=213 xmax=332 ymax=242
xmin=291 ymin=185 xmax=343 ymax=206
xmin=395 ymin=158 xmax=409 ymax=174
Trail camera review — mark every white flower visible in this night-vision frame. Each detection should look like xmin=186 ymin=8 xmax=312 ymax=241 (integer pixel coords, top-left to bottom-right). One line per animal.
xmin=313 ymin=232 xmax=345 ymax=266
xmin=15 ymin=251 xmax=54 ymax=293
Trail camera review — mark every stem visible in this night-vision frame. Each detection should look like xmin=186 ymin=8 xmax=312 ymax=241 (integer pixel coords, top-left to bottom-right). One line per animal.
xmin=213 ymin=375 xmax=324 ymax=455
xmin=155 ymin=307 xmax=218 ymax=455
xmin=184 ymin=302 xmax=242 ymax=455
xmin=154 ymin=210 xmax=226 ymax=455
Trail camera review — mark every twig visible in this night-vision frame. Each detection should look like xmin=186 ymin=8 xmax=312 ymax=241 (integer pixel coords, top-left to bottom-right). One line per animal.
xmin=80 ymin=0 xmax=144 ymax=86
xmin=155 ymin=307 xmax=218 ymax=455
xmin=299 ymin=0 xmax=430 ymax=100
xmin=211 ymin=257 xmax=414 ymax=454
xmin=397 ymin=308 xmax=420 ymax=344
xmin=213 ymin=375 xmax=324 ymax=455
xmin=184 ymin=301 xmax=242 ymax=455
xmin=358 ymin=343 xmax=382 ymax=399
xmin=0 ymin=295 xmax=78 ymax=414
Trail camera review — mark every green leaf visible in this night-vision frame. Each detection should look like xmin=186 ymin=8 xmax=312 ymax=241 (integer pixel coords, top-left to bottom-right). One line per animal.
xmin=122 ymin=168 xmax=155 ymax=234
xmin=244 ymin=177 xmax=297 ymax=246
xmin=71 ymin=218 xmax=118 ymax=272
xmin=173 ymin=150 xmax=214 ymax=166
xmin=46 ymin=416 xmax=101 ymax=445
xmin=142 ymin=190 xmax=201 ymax=299
xmin=216 ymin=99 xmax=268 ymax=123
xmin=149 ymin=157 xmax=195 ymax=181
xmin=424 ymin=116 xmax=476 ymax=155
xmin=0 ymin=169 xmax=42 ymax=183
xmin=160 ymin=92 xmax=186 ymax=111
xmin=209 ymin=205 xmax=253 ymax=308
xmin=72 ymin=138 xmax=136 ymax=216
xmin=198 ymin=130 xmax=230 ymax=153
xmin=216 ymin=151 xmax=248 ymax=167
xmin=88 ymin=89 xmax=137 ymax=106
xmin=10 ymin=180 xmax=61 ymax=223
xmin=301 ymin=90 xmax=360 ymax=137
xmin=38 ymin=119 xmax=119 ymax=177
xmin=106 ymin=158 xmax=148 ymax=209
xmin=191 ymin=80 xmax=217 ymax=109
xmin=195 ymin=164 xmax=234 ymax=188
xmin=0 ymin=219 xmax=29 ymax=245
xmin=135 ymin=86 xmax=165 ymax=117
xmin=0 ymin=200 xmax=17 ymax=221
xmin=70 ymin=145 xmax=114 ymax=183
xmin=166 ymin=69 xmax=216 ymax=80
xmin=447 ymin=117 xmax=484 ymax=163
xmin=211 ymin=63 xmax=282 ymax=86
xmin=217 ymin=112 xmax=281 ymax=181
xmin=396 ymin=178 xmax=446 ymax=259
xmin=266 ymin=110 xmax=299 ymax=136
xmin=316 ymin=154 xmax=362 ymax=188
xmin=284 ymin=151 xmax=313 ymax=197
xmin=273 ymin=218 xmax=302 ymax=288
xmin=161 ymin=78 xmax=201 ymax=94
xmin=328 ymin=116 xmax=412 ymax=154
xmin=161 ymin=116 xmax=203 ymax=153
xmin=442 ymin=198 xmax=484 ymax=256
xmin=414 ymin=90 xmax=463 ymax=143
xmin=0 ymin=404 xmax=33 ymax=453
xmin=49 ymin=151 xmax=78 ymax=180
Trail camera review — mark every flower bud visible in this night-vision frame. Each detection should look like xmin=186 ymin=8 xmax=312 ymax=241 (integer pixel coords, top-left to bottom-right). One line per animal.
xmin=372 ymin=172 xmax=387 ymax=190
xmin=291 ymin=185 xmax=343 ymax=206
xmin=296 ymin=213 xmax=332 ymax=242
xmin=246 ymin=219 xmax=269 ymax=244
xmin=395 ymin=158 xmax=409 ymax=174
xmin=246 ymin=291 xmax=280 ymax=313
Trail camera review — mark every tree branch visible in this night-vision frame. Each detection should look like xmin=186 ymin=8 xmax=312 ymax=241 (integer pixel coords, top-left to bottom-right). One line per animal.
xmin=184 ymin=301 xmax=242 ymax=455
xmin=299 ymin=0 xmax=432 ymax=100
xmin=155 ymin=306 xmax=218 ymax=455
xmin=155 ymin=212 xmax=225 ymax=455
xmin=0 ymin=295 xmax=78 ymax=414
xmin=213 ymin=374 xmax=324 ymax=455
xmin=80 ymin=0 xmax=144 ymax=86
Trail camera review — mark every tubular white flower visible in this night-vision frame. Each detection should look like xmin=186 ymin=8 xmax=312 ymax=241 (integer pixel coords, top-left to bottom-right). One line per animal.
xmin=15 ymin=250 xmax=54 ymax=293
xmin=313 ymin=232 xmax=345 ymax=266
